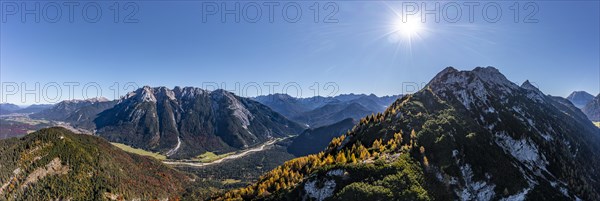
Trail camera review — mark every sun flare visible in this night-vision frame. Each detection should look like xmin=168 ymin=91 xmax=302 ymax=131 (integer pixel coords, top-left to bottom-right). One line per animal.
xmin=393 ymin=16 xmax=424 ymax=39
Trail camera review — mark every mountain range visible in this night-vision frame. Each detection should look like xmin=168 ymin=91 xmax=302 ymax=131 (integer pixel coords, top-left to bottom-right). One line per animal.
xmin=566 ymin=91 xmax=595 ymax=109
xmin=0 ymin=103 xmax=20 ymax=115
xmin=254 ymin=93 xmax=400 ymax=127
xmin=30 ymin=97 xmax=117 ymax=130
xmin=564 ymin=91 xmax=600 ymax=122
xmin=218 ymin=67 xmax=600 ymax=201
xmin=24 ymin=88 xmax=402 ymax=160
xmin=287 ymin=118 xmax=356 ymax=157
xmin=583 ymin=94 xmax=600 ymax=122
xmin=93 ymin=86 xmax=304 ymax=159
xmin=0 ymin=104 xmax=52 ymax=115
xmin=3 ymin=66 xmax=598 ymax=200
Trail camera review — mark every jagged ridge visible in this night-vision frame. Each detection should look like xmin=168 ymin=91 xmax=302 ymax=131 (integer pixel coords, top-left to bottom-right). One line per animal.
xmin=217 ymin=66 xmax=600 ymax=201
xmin=94 ymin=86 xmax=305 ymax=159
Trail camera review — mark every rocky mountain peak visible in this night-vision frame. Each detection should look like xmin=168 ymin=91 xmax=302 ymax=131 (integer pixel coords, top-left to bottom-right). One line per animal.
xmin=210 ymin=88 xmax=235 ymax=101
xmin=472 ymin=66 xmax=518 ymax=88
xmin=140 ymin=87 xmax=158 ymax=102
xmin=440 ymin=66 xmax=458 ymax=74
xmin=126 ymin=86 xmax=211 ymax=103
xmin=567 ymin=91 xmax=594 ymax=99
xmin=219 ymin=66 xmax=600 ymax=201
xmin=96 ymin=86 xmax=303 ymax=158
xmin=520 ymin=80 xmax=536 ymax=90
xmin=472 ymin=66 xmax=500 ymax=74
xmin=521 ymin=80 xmax=546 ymax=103
xmin=62 ymin=97 xmax=109 ymax=104
xmin=153 ymin=86 xmax=177 ymax=101
xmin=567 ymin=91 xmax=595 ymax=109
xmin=427 ymin=67 xmax=465 ymax=89
xmin=85 ymin=97 xmax=109 ymax=103
xmin=429 ymin=66 xmax=517 ymax=91
xmin=125 ymin=86 xmax=155 ymax=102
xmin=177 ymin=87 xmax=207 ymax=99
xmin=583 ymin=94 xmax=600 ymax=121
xmin=271 ymin=93 xmax=295 ymax=100
xmin=427 ymin=66 xmax=518 ymax=109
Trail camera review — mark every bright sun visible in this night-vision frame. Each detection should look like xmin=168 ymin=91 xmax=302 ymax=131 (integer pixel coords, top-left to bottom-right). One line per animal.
xmin=393 ymin=16 xmax=423 ymax=39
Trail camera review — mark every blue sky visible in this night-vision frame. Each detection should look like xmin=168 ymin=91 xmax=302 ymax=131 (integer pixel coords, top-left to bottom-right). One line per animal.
xmin=1 ymin=1 xmax=599 ymax=104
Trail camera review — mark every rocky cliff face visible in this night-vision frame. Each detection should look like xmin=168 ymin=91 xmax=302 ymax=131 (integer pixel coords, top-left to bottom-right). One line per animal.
xmin=567 ymin=91 xmax=594 ymax=109
xmin=583 ymin=94 xmax=600 ymax=122
xmin=94 ymin=86 xmax=304 ymax=159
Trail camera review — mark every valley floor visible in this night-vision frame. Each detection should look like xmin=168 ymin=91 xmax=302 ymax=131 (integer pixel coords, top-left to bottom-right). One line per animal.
xmin=177 ymin=140 xmax=296 ymax=199
xmin=0 ymin=115 xmax=90 ymax=139
xmin=164 ymin=137 xmax=285 ymax=167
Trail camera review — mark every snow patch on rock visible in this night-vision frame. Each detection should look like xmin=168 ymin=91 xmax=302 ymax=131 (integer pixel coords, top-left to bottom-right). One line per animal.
xmin=139 ymin=87 xmax=157 ymax=102
xmin=304 ymin=179 xmax=336 ymax=201
xmin=456 ymin=163 xmax=496 ymax=201
xmin=180 ymin=87 xmax=206 ymax=99
xmin=165 ymin=89 xmax=177 ymax=100
xmin=499 ymin=187 xmax=531 ymax=201
xmin=326 ymin=169 xmax=345 ymax=177
xmin=472 ymin=67 xmax=519 ymax=91
xmin=453 ymin=77 xmax=489 ymax=110
xmin=494 ymin=132 xmax=548 ymax=171
xmin=540 ymin=132 xmax=553 ymax=141
xmin=496 ymin=132 xmax=548 ymax=170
